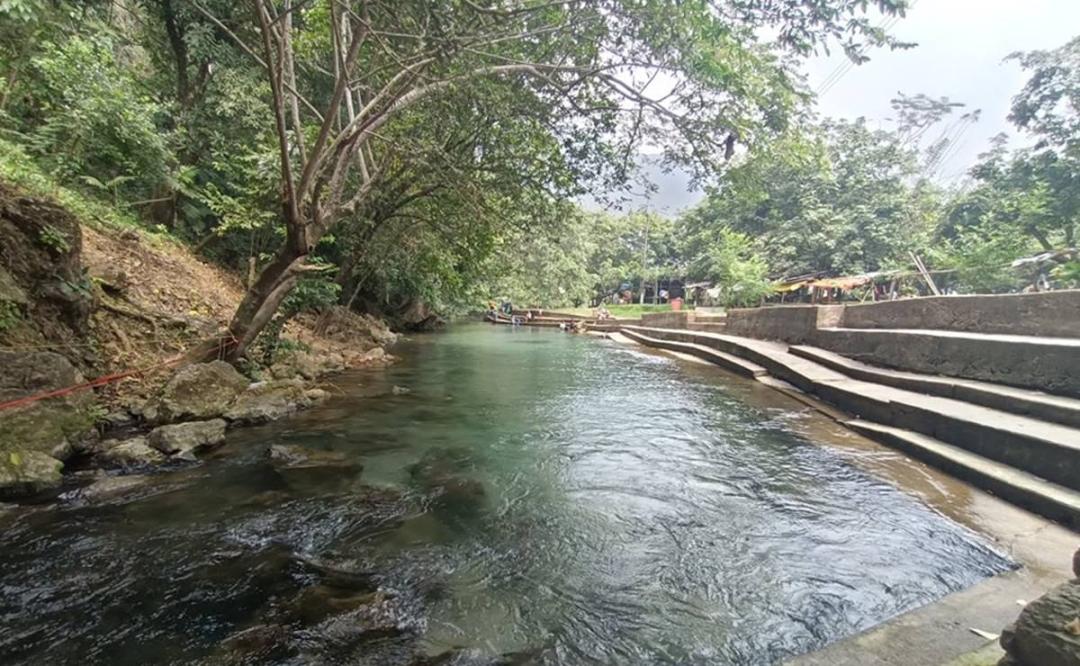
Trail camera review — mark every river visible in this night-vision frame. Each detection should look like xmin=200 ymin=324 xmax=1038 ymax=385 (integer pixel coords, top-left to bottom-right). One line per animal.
xmin=0 ymin=323 xmax=1013 ymax=665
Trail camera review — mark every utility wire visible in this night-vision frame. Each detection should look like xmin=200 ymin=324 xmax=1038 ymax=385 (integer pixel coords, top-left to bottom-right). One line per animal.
xmin=816 ymin=0 xmax=919 ymax=97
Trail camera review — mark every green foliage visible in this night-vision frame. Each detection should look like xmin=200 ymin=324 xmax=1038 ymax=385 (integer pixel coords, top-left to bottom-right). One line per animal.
xmin=691 ymin=228 xmax=774 ymax=307
xmin=23 ymin=34 xmax=170 ymax=196
xmin=1051 ymin=261 xmax=1080 ymax=288
xmin=0 ymin=299 xmax=21 ymax=332
xmin=37 ymin=223 xmax=70 ymax=253
xmin=0 ymin=136 xmax=144 ymax=231
xmin=683 ymin=119 xmax=938 ymax=280
xmin=927 ymin=229 xmax=1031 ymax=294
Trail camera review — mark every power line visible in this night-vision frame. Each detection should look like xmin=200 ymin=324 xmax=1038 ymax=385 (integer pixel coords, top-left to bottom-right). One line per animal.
xmin=815 ymin=1 xmax=919 ymax=97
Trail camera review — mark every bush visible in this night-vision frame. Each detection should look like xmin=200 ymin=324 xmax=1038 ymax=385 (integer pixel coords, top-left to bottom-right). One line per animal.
xmin=26 ymin=35 xmax=170 ymax=197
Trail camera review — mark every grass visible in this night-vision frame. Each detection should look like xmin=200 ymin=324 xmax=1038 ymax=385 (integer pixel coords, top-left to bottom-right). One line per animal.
xmin=560 ymin=303 xmax=694 ymax=318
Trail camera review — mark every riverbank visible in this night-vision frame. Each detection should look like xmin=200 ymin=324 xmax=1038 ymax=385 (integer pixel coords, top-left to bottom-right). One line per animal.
xmin=0 ymin=180 xmax=401 ymax=499
xmin=605 ymin=328 xmax=1079 ymax=665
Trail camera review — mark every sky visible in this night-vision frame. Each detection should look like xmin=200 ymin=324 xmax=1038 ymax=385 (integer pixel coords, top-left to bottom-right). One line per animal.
xmin=612 ymin=0 xmax=1080 ymax=215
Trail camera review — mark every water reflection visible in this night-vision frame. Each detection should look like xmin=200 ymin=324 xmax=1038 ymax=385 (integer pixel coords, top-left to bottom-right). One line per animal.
xmin=0 ymin=324 xmax=1013 ymax=665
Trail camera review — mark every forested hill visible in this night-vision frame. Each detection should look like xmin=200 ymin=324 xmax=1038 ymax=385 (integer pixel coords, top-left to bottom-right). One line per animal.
xmin=0 ymin=1 xmax=1076 ymax=344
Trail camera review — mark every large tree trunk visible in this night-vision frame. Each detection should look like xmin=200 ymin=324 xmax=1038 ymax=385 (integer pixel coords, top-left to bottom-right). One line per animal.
xmin=190 ymin=242 xmax=307 ymax=362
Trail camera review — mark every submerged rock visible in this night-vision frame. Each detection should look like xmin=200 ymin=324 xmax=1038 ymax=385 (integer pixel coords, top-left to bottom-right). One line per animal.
xmin=97 ymin=436 xmax=166 ymax=469
xmin=148 ymin=419 xmax=226 ymax=457
xmin=1000 ymin=579 xmax=1080 ymax=666
xmin=409 ymin=447 xmax=486 ymax=510
xmin=0 ymin=449 xmax=63 ymax=498
xmin=215 ymin=623 xmax=293 ymax=665
xmin=146 ymin=361 xmax=248 ymax=423
xmin=76 ymin=474 xmax=153 ymax=503
xmin=294 ymin=554 xmax=378 ymax=590
xmin=267 ymin=444 xmax=359 ymax=471
xmin=297 ymin=589 xmax=415 ymax=662
xmin=279 ymin=584 xmax=382 ymax=625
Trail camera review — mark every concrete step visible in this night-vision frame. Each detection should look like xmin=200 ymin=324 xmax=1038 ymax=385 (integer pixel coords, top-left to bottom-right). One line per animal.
xmin=814 ymin=327 xmax=1080 ymax=398
xmin=623 ymin=325 xmax=1080 ymax=494
xmin=687 ymin=322 xmax=728 ymax=332
xmin=846 ymin=420 xmax=1080 ymax=529
xmin=789 ymin=345 xmax=1080 ymax=429
xmin=620 ymin=328 xmax=766 ymax=379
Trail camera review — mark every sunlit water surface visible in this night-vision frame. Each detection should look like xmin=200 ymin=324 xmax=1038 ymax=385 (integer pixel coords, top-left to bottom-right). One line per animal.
xmin=0 ymin=324 xmax=1013 ymax=665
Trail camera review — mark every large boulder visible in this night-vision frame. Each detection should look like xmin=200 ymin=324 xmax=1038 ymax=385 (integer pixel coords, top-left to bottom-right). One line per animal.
xmin=225 ymin=379 xmax=313 ymax=424
xmin=1000 ymin=580 xmax=1080 ymax=666
xmin=147 ymin=361 xmax=248 ymax=423
xmin=0 ymin=351 xmax=97 ymax=496
xmin=0 ymin=450 xmax=63 ymax=498
xmin=148 ymin=419 xmax=227 ymax=457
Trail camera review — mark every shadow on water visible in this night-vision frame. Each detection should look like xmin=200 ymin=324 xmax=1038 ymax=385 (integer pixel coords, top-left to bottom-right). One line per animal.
xmin=0 ymin=323 xmax=1014 ymax=665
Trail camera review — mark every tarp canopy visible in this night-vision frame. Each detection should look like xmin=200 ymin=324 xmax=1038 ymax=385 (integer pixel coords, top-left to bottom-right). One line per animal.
xmin=773 ymin=280 xmax=811 ymax=293
xmin=811 ymin=275 xmax=872 ymax=291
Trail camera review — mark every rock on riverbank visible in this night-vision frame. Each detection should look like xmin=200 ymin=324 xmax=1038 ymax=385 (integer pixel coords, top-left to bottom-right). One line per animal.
xmin=998 ymin=549 xmax=1080 ymax=666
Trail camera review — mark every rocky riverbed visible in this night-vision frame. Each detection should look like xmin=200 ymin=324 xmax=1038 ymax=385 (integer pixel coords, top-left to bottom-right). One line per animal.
xmin=0 ymin=344 xmax=396 ymax=501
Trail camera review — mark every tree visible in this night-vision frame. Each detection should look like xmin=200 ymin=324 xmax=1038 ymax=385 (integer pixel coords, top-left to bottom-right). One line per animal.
xmin=187 ymin=0 xmax=910 ymax=361
xmin=938 ymin=34 xmax=1080 ymax=280
xmin=682 ymin=118 xmax=938 ymax=280
xmin=688 ymin=227 xmax=772 ymax=307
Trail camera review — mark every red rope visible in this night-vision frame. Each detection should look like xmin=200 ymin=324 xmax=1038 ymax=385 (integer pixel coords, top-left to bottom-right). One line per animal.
xmin=0 ymin=331 xmax=239 ymax=412
xmin=0 ymin=356 xmax=184 ymax=412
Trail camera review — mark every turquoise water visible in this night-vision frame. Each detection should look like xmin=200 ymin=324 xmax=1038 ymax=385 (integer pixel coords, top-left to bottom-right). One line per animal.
xmin=0 ymin=324 xmax=1012 ymax=664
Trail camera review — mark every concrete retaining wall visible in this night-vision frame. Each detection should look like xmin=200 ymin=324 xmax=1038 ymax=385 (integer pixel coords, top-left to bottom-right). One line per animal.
xmin=640 ymin=311 xmax=694 ymax=328
xmin=813 ymin=328 xmax=1080 ymax=397
xmin=838 ymin=290 xmax=1080 ymax=338
xmin=724 ymin=305 xmax=842 ymax=344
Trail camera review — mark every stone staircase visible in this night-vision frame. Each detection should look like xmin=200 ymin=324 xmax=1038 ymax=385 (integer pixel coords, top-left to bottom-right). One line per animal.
xmin=619 ymin=324 xmax=1080 ymax=528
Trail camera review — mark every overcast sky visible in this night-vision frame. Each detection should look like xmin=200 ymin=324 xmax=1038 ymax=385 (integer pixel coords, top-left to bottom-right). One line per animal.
xmin=616 ymin=0 xmax=1080 ymax=215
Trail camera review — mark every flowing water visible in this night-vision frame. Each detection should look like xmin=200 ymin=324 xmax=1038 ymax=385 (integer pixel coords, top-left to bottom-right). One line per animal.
xmin=0 ymin=324 xmax=1013 ymax=665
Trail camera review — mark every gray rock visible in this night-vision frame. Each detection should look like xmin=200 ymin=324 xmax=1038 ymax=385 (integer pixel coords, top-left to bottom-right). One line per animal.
xmin=77 ymin=474 xmax=153 ymax=502
xmin=0 ymin=351 xmax=97 ymax=465
xmin=97 ymin=437 xmax=166 ymax=468
xmin=151 ymin=361 xmax=249 ymax=423
xmin=304 ymin=388 xmax=331 ymax=403
xmin=267 ymin=444 xmax=359 ymax=471
xmin=0 ymin=265 xmax=27 ymax=305
xmin=148 ymin=419 xmax=227 ymax=456
xmin=225 ymin=379 xmax=309 ymax=424
xmin=1000 ymin=579 xmax=1080 ymax=666
xmin=216 ymin=624 xmax=292 ymax=664
xmin=391 ymin=385 xmax=411 ymax=395
xmin=0 ymin=450 xmax=63 ymax=498
xmin=269 ymin=351 xmax=324 ymax=381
